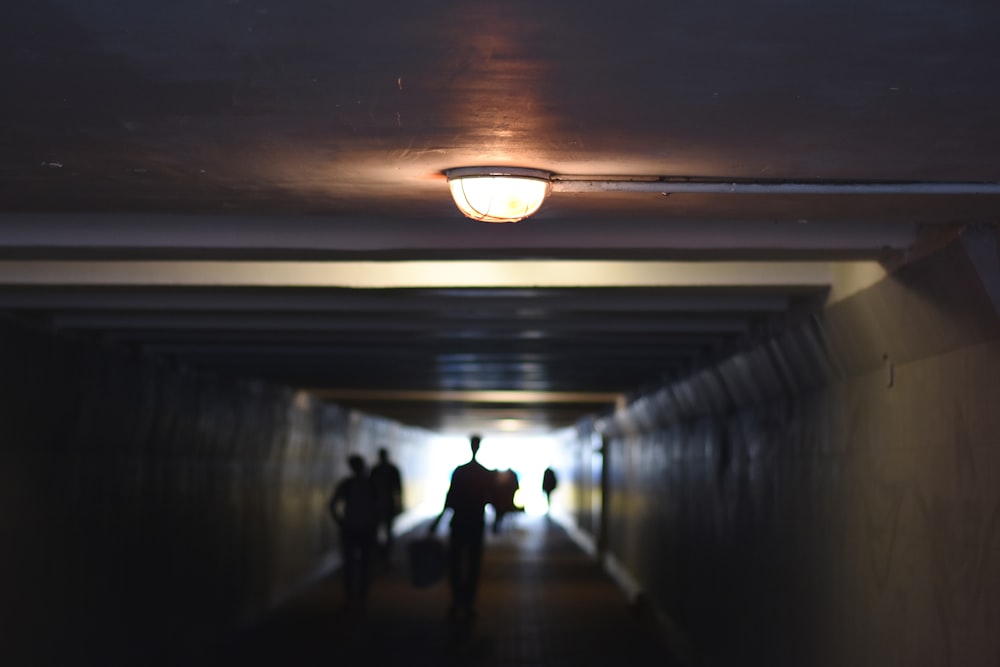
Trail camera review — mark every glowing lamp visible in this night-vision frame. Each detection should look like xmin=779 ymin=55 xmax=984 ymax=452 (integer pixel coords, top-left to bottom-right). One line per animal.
xmin=446 ymin=167 xmax=552 ymax=223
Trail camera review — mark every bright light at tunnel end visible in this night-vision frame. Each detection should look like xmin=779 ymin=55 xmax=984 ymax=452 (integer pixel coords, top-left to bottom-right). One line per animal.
xmin=422 ymin=432 xmax=559 ymax=517
xmin=445 ymin=167 xmax=552 ymax=223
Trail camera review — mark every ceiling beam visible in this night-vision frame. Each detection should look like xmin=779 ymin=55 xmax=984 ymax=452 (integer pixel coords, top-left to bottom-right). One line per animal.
xmin=0 ymin=214 xmax=916 ymax=257
xmin=48 ymin=311 xmax=754 ymax=334
xmin=309 ymin=389 xmax=622 ymax=404
xmin=0 ymin=286 xmax=794 ymax=313
xmin=0 ymin=259 xmax=835 ymax=289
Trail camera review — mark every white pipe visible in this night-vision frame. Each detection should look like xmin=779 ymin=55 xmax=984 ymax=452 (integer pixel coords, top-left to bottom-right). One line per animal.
xmin=550 ymin=179 xmax=1000 ymax=195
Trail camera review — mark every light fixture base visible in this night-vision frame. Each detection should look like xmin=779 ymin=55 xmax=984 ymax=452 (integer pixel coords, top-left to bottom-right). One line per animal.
xmin=445 ymin=167 xmax=553 ymax=223
xmin=445 ymin=167 xmax=552 ymax=181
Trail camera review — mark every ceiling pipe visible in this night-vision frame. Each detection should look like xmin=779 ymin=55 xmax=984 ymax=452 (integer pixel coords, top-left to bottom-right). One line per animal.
xmin=550 ymin=178 xmax=1000 ymax=196
xmin=445 ymin=167 xmax=1000 ymax=223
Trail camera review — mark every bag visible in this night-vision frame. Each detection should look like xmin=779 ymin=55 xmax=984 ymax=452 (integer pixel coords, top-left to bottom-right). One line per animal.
xmin=408 ymin=536 xmax=446 ymax=588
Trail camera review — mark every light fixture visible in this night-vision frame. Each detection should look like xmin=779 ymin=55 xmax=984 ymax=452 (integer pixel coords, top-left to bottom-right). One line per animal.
xmin=446 ymin=167 xmax=552 ymax=223
xmin=444 ymin=167 xmax=1000 ymax=223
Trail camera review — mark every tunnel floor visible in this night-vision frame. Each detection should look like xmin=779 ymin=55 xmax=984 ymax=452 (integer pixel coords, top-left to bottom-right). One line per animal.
xmin=216 ymin=514 xmax=684 ymax=667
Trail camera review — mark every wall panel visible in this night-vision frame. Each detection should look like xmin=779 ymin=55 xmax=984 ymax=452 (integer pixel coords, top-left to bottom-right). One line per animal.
xmin=565 ymin=229 xmax=1000 ymax=666
xmin=0 ymin=319 xmax=434 ymax=665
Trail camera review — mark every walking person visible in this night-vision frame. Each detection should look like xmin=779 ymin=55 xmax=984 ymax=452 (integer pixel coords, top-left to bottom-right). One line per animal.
xmin=370 ymin=447 xmax=403 ymax=564
xmin=429 ymin=434 xmax=496 ymax=619
xmin=493 ymin=468 xmax=521 ymax=534
xmin=542 ymin=466 xmax=558 ymax=512
xmin=329 ymin=454 xmax=377 ymax=612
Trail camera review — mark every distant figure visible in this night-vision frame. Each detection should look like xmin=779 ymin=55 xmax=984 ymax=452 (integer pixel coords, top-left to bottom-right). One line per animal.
xmin=329 ymin=454 xmax=377 ymax=611
xmin=370 ymin=447 xmax=403 ymax=563
xmin=493 ymin=468 xmax=522 ymax=534
xmin=542 ymin=467 xmax=558 ymax=511
xmin=429 ymin=434 xmax=496 ymax=619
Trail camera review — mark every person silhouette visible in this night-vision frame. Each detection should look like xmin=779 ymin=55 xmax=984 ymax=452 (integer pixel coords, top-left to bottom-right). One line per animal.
xmin=329 ymin=454 xmax=377 ymax=611
xmin=370 ymin=447 xmax=403 ymax=563
xmin=542 ymin=466 xmax=558 ymax=511
xmin=493 ymin=468 xmax=521 ymax=534
xmin=429 ymin=434 xmax=496 ymax=619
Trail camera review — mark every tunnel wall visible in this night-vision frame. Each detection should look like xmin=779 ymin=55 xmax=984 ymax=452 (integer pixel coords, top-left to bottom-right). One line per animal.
xmin=568 ymin=228 xmax=1000 ymax=667
xmin=0 ymin=319 xmax=435 ymax=665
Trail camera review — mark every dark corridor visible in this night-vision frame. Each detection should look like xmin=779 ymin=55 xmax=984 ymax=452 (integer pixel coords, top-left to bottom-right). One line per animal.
xmin=1 ymin=0 xmax=1000 ymax=659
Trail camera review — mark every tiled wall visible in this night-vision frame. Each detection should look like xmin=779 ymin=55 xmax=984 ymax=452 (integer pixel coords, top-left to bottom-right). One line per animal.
xmin=568 ymin=230 xmax=1000 ymax=666
xmin=0 ymin=320 xmax=434 ymax=664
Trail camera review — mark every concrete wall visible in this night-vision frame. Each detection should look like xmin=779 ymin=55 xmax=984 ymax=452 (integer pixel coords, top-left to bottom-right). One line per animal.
xmin=0 ymin=319 xmax=435 ymax=665
xmin=567 ymin=227 xmax=1000 ymax=666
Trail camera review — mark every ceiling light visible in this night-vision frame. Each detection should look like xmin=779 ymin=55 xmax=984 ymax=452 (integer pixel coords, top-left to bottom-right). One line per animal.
xmin=495 ymin=418 xmax=525 ymax=432
xmin=446 ymin=167 xmax=551 ymax=223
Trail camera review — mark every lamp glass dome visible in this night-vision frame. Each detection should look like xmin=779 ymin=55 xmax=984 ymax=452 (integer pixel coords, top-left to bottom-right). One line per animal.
xmin=446 ymin=168 xmax=551 ymax=223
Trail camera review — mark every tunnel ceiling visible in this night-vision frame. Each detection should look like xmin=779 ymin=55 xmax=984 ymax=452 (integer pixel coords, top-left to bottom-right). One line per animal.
xmin=1 ymin=0 xmax=999 ymax=433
